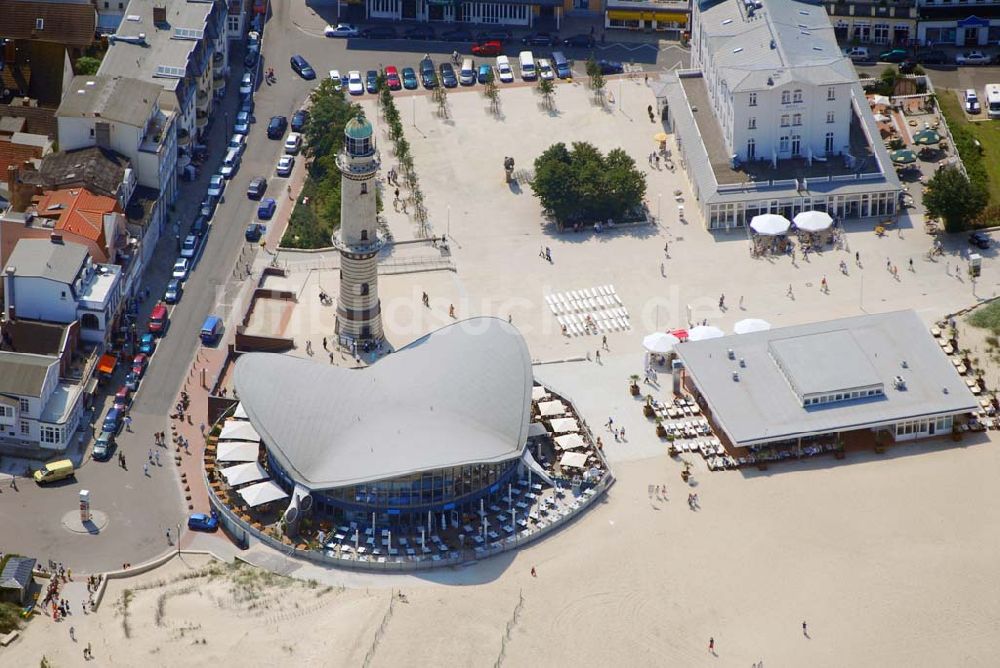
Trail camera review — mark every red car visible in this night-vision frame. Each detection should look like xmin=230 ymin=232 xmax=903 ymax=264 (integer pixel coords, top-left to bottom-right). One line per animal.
xmin=131 ymin=354 xmax=149 ymax=380
xmin=384 ymin=66 xmax=401 ymax=90
xmin=471 ymin=41 xmax=503 ymax=57
xmin=113 ymin=386 xmax=132 ymax=412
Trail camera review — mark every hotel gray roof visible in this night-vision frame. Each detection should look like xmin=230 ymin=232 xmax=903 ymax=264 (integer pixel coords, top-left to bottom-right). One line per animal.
xmin=233 ymin=317 xmax=533 ymax=490
xmin=6 ymin=238 xmax=87 ymax=284
xmin=674 ymin=310 xmax=977 ymax=447
xmin=0 ymin=352 xmax=58 ymax=397
xmin=769 ymin=330 xmax=881 ymax=398
xmin=57 ymin=75 xmax=161 ymax=127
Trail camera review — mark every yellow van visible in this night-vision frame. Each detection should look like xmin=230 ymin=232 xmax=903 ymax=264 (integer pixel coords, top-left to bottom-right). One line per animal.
xmin=33 ymin=459 xmax=75 ymax=484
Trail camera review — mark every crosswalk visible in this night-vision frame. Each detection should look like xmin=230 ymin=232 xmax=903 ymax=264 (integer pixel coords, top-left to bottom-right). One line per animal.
xmin=545 ymin=285 xmax=631 ymax=337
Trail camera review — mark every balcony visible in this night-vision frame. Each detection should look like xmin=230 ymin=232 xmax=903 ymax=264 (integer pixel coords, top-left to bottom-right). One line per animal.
xmin=196 ymin=111 xmax=209 ymax=129
xmin=213 ymin=52 xmax=224 ymax=76
xmin=196 ymin=89 xmax=210 ymax=110
xmin=177 ymin=128 xmax=191 ymax=147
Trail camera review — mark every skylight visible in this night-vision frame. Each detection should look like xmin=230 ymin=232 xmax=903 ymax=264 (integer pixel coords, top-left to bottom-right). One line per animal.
xmin=154 ymin=65 xmax=186 ymax=79
xmin=172 ymin=27 xmax=204 ymax=41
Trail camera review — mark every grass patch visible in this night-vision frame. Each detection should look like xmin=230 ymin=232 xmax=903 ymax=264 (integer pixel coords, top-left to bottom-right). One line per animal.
xmin=967 ymin=300 xmax=1000 ymax=334
xmin=0 ymin=601 xmax=22 ymax=634
xmin=938 ymin=90 xmax=1000 ymax=204
xmin=280 ymin=179 xmax=335 ymax=249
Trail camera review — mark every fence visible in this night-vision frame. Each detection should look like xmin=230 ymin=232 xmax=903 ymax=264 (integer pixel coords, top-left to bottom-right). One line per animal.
xmin=494 ymin=588 xmax=525 ymax=668
xmin=362 ymin=592 xmax=396 ymax=668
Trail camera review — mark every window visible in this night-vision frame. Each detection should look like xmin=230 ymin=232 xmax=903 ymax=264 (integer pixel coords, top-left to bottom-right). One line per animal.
xmin=825 ymin=132 xmax=835 ymax=153
xmin=35 ymin=18 xmax=44 ymax=30
xmin=746 ymin=138 xmax=756 ymax=159
xmin=19 ymin=398 xmax=29 ymax=413
xmin=826 ymin=111 xmax=835 ymax=124
xmin=360 ymin=229 xmax=368 ymax=241
xmin=793 ymin=113 xmax=802 ymax=126
xmin=0 ymin=405 xmax=10 ymax=419
xmin=104 ymin=1 xmax=109 ymax=7
xmin=20 ymin=421 xmax=29 ymax=435
xmin=792 ymin=89 xmax=802 ymax=103
xmin=360 ymin=182 xmax=368 ymax=195
xmin=747 ymin=117 xmax=756 ymax=130
xmin=779 ymin=136 xmax=789 ymax=153
xmin=827 ymin=87 xmax=835 ymax=101
xmin=780 ymin=115 xmax=790 ymax=127
xmin=781 ymin=90 xmax=790 ymax=104
xmin=360 ymin=283 xmax=369 ymax=296
xmin=40 ymin=426 xmax=61 ymax=444
xmin=749 ymin=92 xmax=757 ymax=107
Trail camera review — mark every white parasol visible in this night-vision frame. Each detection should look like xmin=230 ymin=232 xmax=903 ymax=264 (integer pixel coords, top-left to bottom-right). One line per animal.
xmin=688 ymin=325 xmax=725 ymax=341
xmin=793 ymin=210 xmax=833 ymax=232
xmin=643 ymin=331 xmax=680 ymax=354
xmin=750 ymin=214 xmax=791 ymax=236
xmin=733 ymin=318 xmax=772 ymax=334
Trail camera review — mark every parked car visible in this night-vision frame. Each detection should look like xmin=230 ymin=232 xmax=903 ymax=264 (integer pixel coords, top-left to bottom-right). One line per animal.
xmin=164 ymin=278 xmax=183 ymax=304
xmin=966 ymin=88 xmax=982 ymax=114
xmin=207 ymin=174 xmax=225 ymax=198
xmin=190 ymin=215 xmax=208 ymax=237
xmin=244 ymin=45 xmax=259 ymax=68
xmin=180 ymin=234 xmax=198 ymax=259
xmin=538 ymin=58 xmax=554 ymax=81
xmin=267 ymin=115 xmax=287 ymax=139
xmin=347 ymin=70 xmax=364 ymax=95
xmin=290 ymin=109 xmax=308 ymax=132
xmin=200 ymin=196 xmax=216 ymax=219
xmin=329 ymin=69 xmax=343 ymax=91
xmin=366 ymin=69 xmax=379 ymax=93
xmin=228 ymin=133 xmax=246 ymax=156
xmin=124 ymin=370 xmax=140 ymax=391
xmin=149 ymin=303 xmax=169 ymax=336
xmin=401 ymin=67 xmax=418 ymax=89
xmin=441 ymin=28 xmax=474 ymax=42
xmin=102 ymin=407 xmax=123 ymax=434
xmin=562 ymin=34 xmax=594 ymax=48
xmin=460 ymin=58 xmax=476 ymax=85
xmin=898 ymin=60 xmax=918 ymax=74
xmin=276 ymin=155 xmax=294 ymax=177
xmin=404 ymin=25 xmax=435 ymax=40
xmin=420 ymin=58 xmax=438 ymax=88
xmin=92 ymin=431 xmax=115 ymax=461
xmin=284 ymin=132 xmax=303 ymax=155
xmin=956 ymin=50 xmax=990 ymax=66
xmin=843 ymin=46 xmax=870 ymax=62
xmin=361 ymin=26 xmax=397 ymax=39
xmin=257 ymin=197 xmax=277 ymax=220
xmin=234 ymin=110 xmax=251 ymax=134
xmin=878 ymin=48 xmax=909 ymax=63
xmin=138 ymin=332 xmax=156 ymax=355
xmin=439 ymin=62 xmax=458 ymax=88
xmin=247 ymin=176 xmax=267 ymax=199
xmin=290 ymin=54 xmax=316 ymax=79
xmin=969 ymin=230 xmax=991 ymax=249
xmin=597 ymin=60 xmax=624 ymax=74
xmin=477 ymin=29 xmax=512 ymax=43
xmin=172 ymin=258 xmax=190 ymax=280
xmin=245 ymin=222 xmax=266 ymax=242
xmin=113 ymin=386 xmax=132 ymax=412
xmin=131 ymin=354 xmax=149 ymax=381
xmin=384 ymin=66 xmax=401 ymax=90
xmin=496 ymin=55 xmax=514 ymax=83
xmin=200 ymin=315 xmax=223 ymax=345
xmin=324 ymin=23 xmax=359 ymax=38
xmin=522 ymin=32 xmax=557 ymax=46
xmin=477 ymin=63 xmax=493 ymax=84
xmin=188 ymin=510 xmax=219 ymax=532
xmin=472 ymin=40 xmax=503 ymax=57
xmin=239 ymin=71 xmax=254 ymax=96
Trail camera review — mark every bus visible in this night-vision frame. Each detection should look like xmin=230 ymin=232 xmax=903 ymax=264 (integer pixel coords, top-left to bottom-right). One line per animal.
xmin=985 ymin=84 xmax=1000 ymax=119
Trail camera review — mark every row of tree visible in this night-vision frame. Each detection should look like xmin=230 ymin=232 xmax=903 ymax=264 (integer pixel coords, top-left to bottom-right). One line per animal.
xmin=380 ymin=79 xmax=430 ymax=232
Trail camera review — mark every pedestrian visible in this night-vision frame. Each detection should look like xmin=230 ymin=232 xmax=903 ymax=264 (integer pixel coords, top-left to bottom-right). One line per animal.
xmin=648 ymin=152 xmax=654 ymax=166
xmin=70 ymin=625 xmax=75 ymax=641
xmin=787 ymin=284 xmax=794 ymax=298
xmin=855 ymin=250 xmax=860 ymax=266
xmin=184 ymin=439 xmax=190 ymax=455
xmin=909 ymin=258 xmax=914 ymax=272
xmin=595 ymin=349 xmax=601 ymax=363
xmin=148 ymin=448 xmax=153 ymax=462
xmin=448 ymin=304 xmax=456 ymax=318
xmin=124 ymin=415 xmax=132 ymax=432
xmin=892 ymin=264 xmax=898 ymax=278
xmin=620 ymin=427 xmax=625 ymax=441
xmin=155 ymin=450 xmax=161 ymax=466
xmin=886 ymin=257 xmax=891 ymax=271
xmin=120 ymin=453 xmax=126 ymax=470
xmin=143 ymin=462 xmax=149 ymax=477
xmin=607 ymin=417 xmax=614 ymax=430
xmin=654 ymin=154 xmax=660 ymax=169
xmin=664 ymin=241 xmax=669 ymax=256
xmin=9 ymin=475 xmax=15 ymax=489
xmin=946 ymin=261 xmax=950 ymax=275
xmin=708 ymin=637 xmax=714 ymax=653
xmin=738 ymin=295 xmax=744 ymax=308
xmin=323 ymin=337 xmax=328 ymax=350
xmin=329 ymin=351 xmax=335 ymax=364
xmin=660 ymin=261 xmax=665 ymax=277
xmin=531 ymin=566 xmax=537 ymax=577
xmin=719 ymin=294 xmax=725 ymax=309
xmin=393 ymin=187 xmax=399 ymax=203
xmin=821 ymin=276 xmax=828 ymax=292
xmin=87 ymin=642 xmax=92 ymax=658
xmin=803 ymin=620 xmax=808 ymax=637
xmin=602 ymin=334 xmax=608 ymax=351
xmin=507 ymin=313 xmax=512 ymax=323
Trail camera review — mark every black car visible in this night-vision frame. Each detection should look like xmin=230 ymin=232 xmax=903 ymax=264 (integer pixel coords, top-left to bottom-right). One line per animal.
xmin=562 ymin=33 xmax=594 ymax=48
xmin=267 ymin=115 xmax=288 ymax=139
xmin=441 ymin=28 xmax=474 ymax=42
xmin=915 ymin=50 xmax=948 ymax=65
xmin=404 ymin=25 xmax=435 ymax=40
xmin=190 ymin=214 xmax=209 ymax=237
xmin=522 ymin=32 xmax=557 ymax=46
xmin=898 ymin=60 xmax=918 ymax=74
xmin=969 ymin=231 xmax=991 ymax=249
xmin=244 ymin=46 xmax=259 ymax=68
xmin=439 ymin=62 xmax=458 ymax=88
xmin=361 ymin=25 xmax=397 ymax=39
xmin=290 ymin=109 xmax=308 ymax=132
xmin=420 ymin=58 xmax=438 ymax=88
xmin=247 ymin=177 xmax=267 ymax=199
xmin=477 ymin=29 xmax=512 ymax=43
xmin=597 ymin=60 xmax=624 ymax=75
xmin=290 ymin=54 xmax=316 ymax=79
xmin=245 ymin=223 xmax=266 ymax=242
xmin=366 ymin=69 xmax=379 ymax=94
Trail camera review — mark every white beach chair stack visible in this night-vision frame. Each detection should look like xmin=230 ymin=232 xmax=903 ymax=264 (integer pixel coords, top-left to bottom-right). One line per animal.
xmin=546 ymin=285 xmax=630 ymax=337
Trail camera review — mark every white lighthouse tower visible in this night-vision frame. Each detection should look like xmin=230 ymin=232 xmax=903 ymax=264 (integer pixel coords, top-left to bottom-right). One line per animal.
xmin=334 ymin=114 xmax=383 ymax=345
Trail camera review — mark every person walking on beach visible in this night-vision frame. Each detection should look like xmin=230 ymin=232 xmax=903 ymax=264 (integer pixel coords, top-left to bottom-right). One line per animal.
xmin=69 ymin=626 xmax=75 ymax=641
xmin=143 ymin=462 xmax=149 ymax=477
xmin=530 ymin=567 xmax=537 ymax=577
xmin=708 ymin=637 xmax=715 ymax=654
xmin=802 ymin=621 xmax=809 ymax=637
xmin=602 ymin=334 xmax=608 ymax=351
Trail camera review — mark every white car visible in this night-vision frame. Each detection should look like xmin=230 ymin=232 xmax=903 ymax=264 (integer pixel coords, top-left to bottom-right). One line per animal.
xmin=276 ymin=155 xmax=294 ymax=177
xmin=228 ymin=133 xmax=246 ymax=156
xmin=171 ymin=258 xmax=190 ymax=281
xmin=538 ymin=58 xmax=554 ymax=81
xmin=329 ymin=70 xmax=343 ymax=91
xmin=324 ymin=23 xmax=359 ymax=38
xmin=965 ymin=89 xmax=981 ymax=114
xmin=283 ymin=132 xmax=302 ymax=155
xmin=843 ymin=46 xmax=870 ymax=62
xmin=956 ymin=51 xmax=991 ymax=66
xmin=180 ymin=235 xmax=198 ymax=259
xmin=347 ymin=70 xmax=364 ymax=95
xmin=239 ymin=72 xmax=254 ymax=96
xmin=207 ymin=174 xmax=225 ymax=198
xmin=496 ymin=55 xmax=514 ymax=83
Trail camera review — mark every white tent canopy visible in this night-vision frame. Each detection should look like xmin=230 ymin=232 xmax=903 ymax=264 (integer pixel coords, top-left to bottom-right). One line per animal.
xmin=220 ymin=462 xmax=269 ymax=486
xmin=643 ymin=331 xmax=680 ymax=354
xmin=549 ymin=417 xmax=580 ymax=433
xmin=793 ymin=210 xmax=833 ymax=232
xmin=216 ymin=441 xmax=259 ymax=462
xmin=220 ymin=420 xmax=260 ymax=442
xmin=559 ymin=451 xmax=588 ymax=469
xmin=238 ymin=480 xmax=289 ymax=507
xmin=750 ymin=214 xmax=791 ymax=236
xmin=531 ymin=386 xmax=549 ymax=402
xmin=233 ymin=403 xmax=248 ymax=420
xmin=554 ymin=433 xmax=586 ymax=451
xmin=538 ymin=400 xmax=567 ymax=416
xmin=871 ymin=94 xmax=891 ymax=107
xmin=688 ymin=325 xmax=725 ymax=341
xmin=733 ymin=318 xmax=772 ymax=334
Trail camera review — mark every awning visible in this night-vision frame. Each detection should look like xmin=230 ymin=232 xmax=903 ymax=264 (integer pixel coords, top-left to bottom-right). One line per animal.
xmin=219 ymin=420 xmax=260 ymax=442
xmin=549 ymin=417 xmax=580 ymax=433
xmin=559 ymin=451 xmax=588 ymax=469
xmin=238 ymin=480 xmax=289 ymax=507
xmin=538 ymin=400 xmax=567 ymax=416
xmin=220 ymin=461 xmax=269 ymax=486
xmin=608 ymin=9 xmax=687 ymax=22
xmin=554 ymin=433 xmax=586 ymax=451
xmin=217 ymin=441 xmax=259 ymax=462
xmin=84 ymin=377 xmax=99 ymax=395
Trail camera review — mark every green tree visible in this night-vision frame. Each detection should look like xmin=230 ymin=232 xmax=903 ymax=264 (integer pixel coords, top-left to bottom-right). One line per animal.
xmin=302 ymin=78 xmax=360 ymax=179
xmin=539 ymin=77 xmax=556 ymax=110
xmin=484 ymin=71 xmax=500 ymax=115
xmin=586 ymin=58 xmax=605 ymax=101
xmin=878 ymin=66 xmax=897 ymax=96
xmin=924 ymin=166 xmax=988 ymax=233
xmin=76 ymin=56 xmax=101 ymax=75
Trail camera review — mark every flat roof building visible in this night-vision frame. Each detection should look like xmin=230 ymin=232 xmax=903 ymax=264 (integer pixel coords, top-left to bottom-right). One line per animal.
xmin=674 ymin=310 xmax=977 ymax=448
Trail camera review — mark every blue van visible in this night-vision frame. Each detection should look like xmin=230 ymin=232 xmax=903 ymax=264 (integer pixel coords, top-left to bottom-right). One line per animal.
xmin=102 ymin=407 xmax=122 ymax=434
xmin=200 ymin=315 xmax=223 ymax=345
xmin=552 ymin=51 xmax=571 ymax=79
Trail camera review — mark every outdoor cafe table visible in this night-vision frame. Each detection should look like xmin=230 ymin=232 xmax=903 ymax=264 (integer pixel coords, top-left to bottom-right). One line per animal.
xmin=366 ymin=536 xmax=375 ymax=545
xmin=333 ymin=533 xmax=346 ymax=541
xmin=438 ymin=544 xmax=449 ymax=552
xmin=406 ymin=548 xmax=416 ymax=556
xmin=488 ymin=530 xmax=500 ymax=540
xmin=357 ymin=546 xmax=367 ymax=554
xmin=516 ymin=501 xmax=529 ymax=510
xmin=517 ymin=519 xmax=529 ymax=528
xmin=463 ymin=524 xmax=474 ymax=533
xmin=510 ymin=488 xmax=522 ymax=496
xmin=490 ymin=504 xmax=502 ymax=512
xmin=398 ymin=537 xmax=408 ymax=546
xmin=388 ymin=548 xmax=398 ymax=556
xmin=497 ymin=513 xmax=508 ymax=522
xmin=421 ymin=546 xmax=432 ymax=554
xmin=525 ymin=492 xmax=538 ymax=500
xmin=473 ymin=535 xmax=485 ymax=545
xmin=531 ymin=483 xmax=543 ymax=491
xmin=503 ymin=525 xmax=515 ymax=533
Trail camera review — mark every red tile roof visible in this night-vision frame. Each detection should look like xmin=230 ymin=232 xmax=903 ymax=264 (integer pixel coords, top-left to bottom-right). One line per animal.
xmin=0 ymin=138 xmax=43 ymax=186
xmin=33 ymin=187 xmax=120 ymax=248
xmin=3 ymin=0 xmax=97 ymax=47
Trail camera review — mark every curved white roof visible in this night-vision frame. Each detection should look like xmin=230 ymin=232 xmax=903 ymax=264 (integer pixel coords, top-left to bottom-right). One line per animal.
xmin=233 ymin=317 xmax=533 ymax=490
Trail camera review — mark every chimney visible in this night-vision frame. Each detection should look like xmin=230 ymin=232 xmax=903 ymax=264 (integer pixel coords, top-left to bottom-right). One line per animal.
xmin=6 ymin=163 xmax=36 ymax=212
xmin=50 ymin=233 xmax=64 ymax=244
xmin=153 ymin=5 xmax=167 ymax=26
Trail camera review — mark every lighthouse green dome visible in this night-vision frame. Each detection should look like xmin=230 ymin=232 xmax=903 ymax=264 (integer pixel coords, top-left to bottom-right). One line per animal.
xmin=345 ymin=115 xmax=373 ymax=140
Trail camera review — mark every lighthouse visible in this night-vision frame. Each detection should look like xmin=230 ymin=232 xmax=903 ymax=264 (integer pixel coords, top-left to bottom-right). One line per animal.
xmin=334 ymin=114 xmax=383 ymax=345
